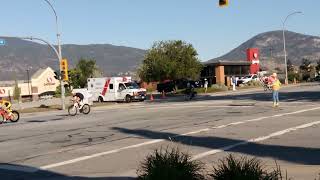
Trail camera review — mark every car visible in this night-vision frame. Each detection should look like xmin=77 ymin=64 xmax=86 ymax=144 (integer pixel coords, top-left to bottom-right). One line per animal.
xmin=311 ymin=76 xmax=320 ymax=82
xmin=237 ymin=74 xmax=259 ymax=84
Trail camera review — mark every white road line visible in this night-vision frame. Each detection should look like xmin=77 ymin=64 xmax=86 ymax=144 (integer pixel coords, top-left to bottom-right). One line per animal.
xmin=40 ymin=106 xmax=320 ymax=170
xmin=191 ymin=120 xmax=320 ymax=160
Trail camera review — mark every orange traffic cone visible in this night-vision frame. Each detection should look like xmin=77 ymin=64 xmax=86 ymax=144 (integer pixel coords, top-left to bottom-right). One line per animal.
xmin=150 ymin=93 xmax=154 ymax=101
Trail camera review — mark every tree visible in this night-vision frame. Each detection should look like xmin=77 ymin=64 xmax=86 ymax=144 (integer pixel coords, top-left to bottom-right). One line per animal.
xmin=138 ymin=40 xmax=203 ymax=83
xmin=287 ymin=59 xmax=295 ymax=72
xmin=299 ymin=58 xmax=312 ymax=72
xmin=13 ymin=79 xmax=21 ymax=101
xmin=299 ymin=58 xmax=313 ymax=81
xmin=69 ymin=58 xmax=100 ymax=88
xmin=316 ymin=59 xmax=320 ymax=73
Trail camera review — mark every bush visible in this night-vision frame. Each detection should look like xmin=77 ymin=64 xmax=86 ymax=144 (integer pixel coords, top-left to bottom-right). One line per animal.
xmin=137 ymin=147 xmax=205 ymax=180
xmin=211 ymin=84 xmax=228 ymax=91
xmin=245 ymin=80 xmax=262 ymax=87
xmin=210 ymin=154 xmax=282 ymax=180
xmin=288 ymin=72 xmax=300 ymax=82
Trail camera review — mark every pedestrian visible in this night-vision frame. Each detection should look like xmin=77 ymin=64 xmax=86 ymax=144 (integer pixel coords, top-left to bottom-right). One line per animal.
xmin=204 ymin=78 xmax=208 ymax=93
xmin=270 ymin=73 xmax=281 ymax=107
xmin=231 ymin=76 xmax=237 ymax=91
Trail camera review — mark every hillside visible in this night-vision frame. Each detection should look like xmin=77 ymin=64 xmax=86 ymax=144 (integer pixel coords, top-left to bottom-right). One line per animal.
xmin=206 ymin=30 xmax=320 ymax=68
xmin=0 ymin=37 xmax=146 ymax=81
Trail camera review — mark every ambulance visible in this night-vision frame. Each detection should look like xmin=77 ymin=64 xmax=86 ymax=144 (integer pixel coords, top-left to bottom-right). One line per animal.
xmin=87 ymin=77 xmax=146 ymax=103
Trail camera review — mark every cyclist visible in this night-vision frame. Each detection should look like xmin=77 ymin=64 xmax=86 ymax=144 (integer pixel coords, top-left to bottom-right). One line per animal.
xmin=0 ymin=98 xmax=13 ymax=121
xmin=73 ymin=92 xmax=84 ymax=109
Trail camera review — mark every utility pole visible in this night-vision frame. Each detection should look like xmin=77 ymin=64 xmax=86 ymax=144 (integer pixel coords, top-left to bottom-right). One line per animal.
xmin=44 ymin=0 xmax=66 ymax=110
xmin=26 ymin=69 xmax=31 ymax=98
xmin=282 ymin=11 xmax=302 ymax=85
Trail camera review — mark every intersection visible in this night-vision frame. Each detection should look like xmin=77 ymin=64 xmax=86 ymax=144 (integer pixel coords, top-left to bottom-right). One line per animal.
xmin=0 ymin=83 xmax=319 ymax=179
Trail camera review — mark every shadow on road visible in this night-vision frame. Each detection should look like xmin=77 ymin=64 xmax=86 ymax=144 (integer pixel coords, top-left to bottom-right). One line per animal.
xmin=112 ymin=127 xmax=320 ymax=165
xmin=0 ymin=163 xmax=136 ymax=180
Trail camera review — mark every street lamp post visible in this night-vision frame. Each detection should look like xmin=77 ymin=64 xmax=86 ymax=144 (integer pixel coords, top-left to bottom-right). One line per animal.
xmin=44 ymin=0 xmax=65 ymax=110
xmin=26 ymin=69 xmax=31 ymax=98
xmin=282 ymin=11 xmax=302 ymax=85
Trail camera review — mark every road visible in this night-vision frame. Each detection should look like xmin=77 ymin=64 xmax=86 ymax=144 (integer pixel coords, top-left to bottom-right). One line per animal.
xmin=0 ymin=83 xmax=320 ymax=179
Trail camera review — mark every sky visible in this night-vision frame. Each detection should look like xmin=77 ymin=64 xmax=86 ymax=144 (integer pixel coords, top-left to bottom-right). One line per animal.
xmin=1 ymin=0 xmax=319 ymax=61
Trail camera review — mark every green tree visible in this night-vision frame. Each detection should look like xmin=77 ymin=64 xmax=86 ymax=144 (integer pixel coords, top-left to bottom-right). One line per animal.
xmin=299 ymin=58 xmax=313 ymax=81
xmin=13 ymin=79 xmax=21 ymax=101
xmin=299 ymin=58 xmax=312 ymax=72
xmin=287 ymin=59 xmax=295 ymax=72
xmin=138 ymin=40 xmax=203 ymax=83
xmin=316 ymin=59 xmax=320 ymax=73
xmin=69 ymin=58 xmax=100 ymax=88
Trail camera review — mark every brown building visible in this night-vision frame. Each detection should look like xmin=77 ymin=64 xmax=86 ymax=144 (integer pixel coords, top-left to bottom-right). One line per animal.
xmin=201 ymin=60 xmax=251 ymax=86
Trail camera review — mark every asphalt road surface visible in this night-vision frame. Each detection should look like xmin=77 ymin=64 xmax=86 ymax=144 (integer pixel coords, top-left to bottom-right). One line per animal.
xmin=0 ymin=83 xmax=320 ymax=180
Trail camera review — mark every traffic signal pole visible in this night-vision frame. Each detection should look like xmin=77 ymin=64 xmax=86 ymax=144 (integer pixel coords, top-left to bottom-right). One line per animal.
xmin=57 ymin=34 xmax=66 ymax=110
xmin=44 ymin=0 xmax=66 ymax=110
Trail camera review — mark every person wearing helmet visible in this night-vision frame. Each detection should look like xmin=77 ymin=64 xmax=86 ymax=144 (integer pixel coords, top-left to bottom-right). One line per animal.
xmin=73 ymin=92 xmax=84 ymax=109
xmin=0 ymin=98 xmax=12 ymax=121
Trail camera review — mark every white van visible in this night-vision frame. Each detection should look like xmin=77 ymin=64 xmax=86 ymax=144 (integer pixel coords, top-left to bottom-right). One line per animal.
xmin=87 ymin=77 xmax=146 ymax=103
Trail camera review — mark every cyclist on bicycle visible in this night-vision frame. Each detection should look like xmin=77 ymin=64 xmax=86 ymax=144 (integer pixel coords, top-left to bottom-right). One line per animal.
xmin=73 ymin=92 xmax=84 ymax=109
xmin=0 ymin=98 xmax=13 ymax=121
xmin=185 ymin=81 xmax=195 ymax=97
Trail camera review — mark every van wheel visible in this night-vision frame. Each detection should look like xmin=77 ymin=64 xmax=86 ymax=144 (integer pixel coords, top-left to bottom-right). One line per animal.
xmin=125 ymin=95 xmax=131 ymax=103
xmin=98 ymin=97 xmax=103 ymax=103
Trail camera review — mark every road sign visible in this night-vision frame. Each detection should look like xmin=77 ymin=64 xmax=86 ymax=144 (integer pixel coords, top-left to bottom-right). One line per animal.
xmin=0 ymin=39 xmax=5 ymax=46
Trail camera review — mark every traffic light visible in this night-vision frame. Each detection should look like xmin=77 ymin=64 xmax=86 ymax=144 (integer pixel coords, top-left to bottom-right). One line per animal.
xmin=54 ymin=71 xmax=61 ymax=80
xmin=60 ymin=58 xmax=69 ymax=81
xmin=219 ymin=0 xmax=228 ymax=7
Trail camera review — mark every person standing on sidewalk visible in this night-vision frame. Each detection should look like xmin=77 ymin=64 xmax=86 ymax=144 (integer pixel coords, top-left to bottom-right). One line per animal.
xmin=204 ymin=79 xmax=208 ymax=93
xmin=270 ymin=73 xmax=281 ymax=107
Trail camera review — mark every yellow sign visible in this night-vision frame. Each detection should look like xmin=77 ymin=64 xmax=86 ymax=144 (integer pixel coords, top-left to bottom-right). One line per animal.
xmin=60 ymin=58 xmax=69 ymax=81
xmin=219 ymin=0 xmax=228 ymax=7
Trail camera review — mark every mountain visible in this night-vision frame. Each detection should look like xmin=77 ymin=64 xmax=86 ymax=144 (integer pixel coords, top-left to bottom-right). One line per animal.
xmin=0 ymin=37 xmax=146 ymax=81
xmin=206 ymin=30 xmax=320 ymax=68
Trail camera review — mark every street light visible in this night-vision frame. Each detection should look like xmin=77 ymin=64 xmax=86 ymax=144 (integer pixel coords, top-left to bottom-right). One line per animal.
xmin=282 ymin=11 xmax=302 ymax=85
xmin=43 ymin=0 xmax=66 ymax=110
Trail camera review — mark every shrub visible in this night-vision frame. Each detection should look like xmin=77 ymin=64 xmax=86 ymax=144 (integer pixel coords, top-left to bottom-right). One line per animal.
xmin=246 ymin=80 xmax=262 ymax=87
xmin=211 ymin=84 xmax=228 ymax=91
xmin=137 ymin=147 xmax=205 ymax=180
xmin=210 ymin=154 xmax=282 ymax=180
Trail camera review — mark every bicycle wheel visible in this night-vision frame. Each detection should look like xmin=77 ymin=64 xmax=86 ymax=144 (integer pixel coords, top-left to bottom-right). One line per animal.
xmin=68 ymin=105 xmax=78 ymax=116
xmin=82 ymin=104 xmax=91 ymax=114
xmin=10 ymin=111 xmax=20 ymax=122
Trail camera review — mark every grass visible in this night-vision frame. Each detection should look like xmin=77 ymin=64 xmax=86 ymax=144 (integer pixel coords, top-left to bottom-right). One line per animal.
xmin=137 ymin=147 xmax=205 ymax=180
xmin=210 ymin=154 xmax=283 ymax=180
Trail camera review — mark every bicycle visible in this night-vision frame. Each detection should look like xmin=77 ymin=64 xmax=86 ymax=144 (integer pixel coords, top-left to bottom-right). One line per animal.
xmin=184 ymin=88 xmax=197 ymax=101
xmin=68 ymin=100 xmax=91 ymax=116
xmin=0 ymin=109 xmax=20 ymax=123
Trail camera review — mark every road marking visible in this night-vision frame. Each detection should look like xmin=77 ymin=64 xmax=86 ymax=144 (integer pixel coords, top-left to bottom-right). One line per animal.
xmin=0 ymin=164 xmax=39 ymax=173
xmin=40 ymin=106 xmax=320 ymax=170
xmin=191 ymin=120 xmax=320 ymax=160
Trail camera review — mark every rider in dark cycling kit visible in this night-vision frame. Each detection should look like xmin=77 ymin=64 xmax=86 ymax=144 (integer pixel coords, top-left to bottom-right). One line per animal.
xmin=73 ymin=92 xmax=84 ymax=108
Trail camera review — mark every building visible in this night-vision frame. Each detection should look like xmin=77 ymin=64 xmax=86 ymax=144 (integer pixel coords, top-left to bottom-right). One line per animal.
xmin=0 ymin=67 xmax=59 ymax=100
xmin=201 ymin=48 xmax=260 ymax=86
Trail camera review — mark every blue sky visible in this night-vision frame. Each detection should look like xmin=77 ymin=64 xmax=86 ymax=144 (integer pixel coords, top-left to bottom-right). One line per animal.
xmin=1 ymin=0 xmax=318 ymax=61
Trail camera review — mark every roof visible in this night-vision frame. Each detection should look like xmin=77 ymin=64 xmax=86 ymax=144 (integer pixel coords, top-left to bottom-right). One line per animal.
xmin=203 ymin=60 xmax=251 ymax=66
xmin=31 ymin=68 xmax=47 ymax=79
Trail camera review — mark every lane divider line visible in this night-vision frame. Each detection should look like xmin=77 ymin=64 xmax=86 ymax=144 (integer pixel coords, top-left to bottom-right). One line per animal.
xmin=40 ymin=106 xmax=320 ymax=170
xmin=192 ymin=120 xmax=320 ymax=160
